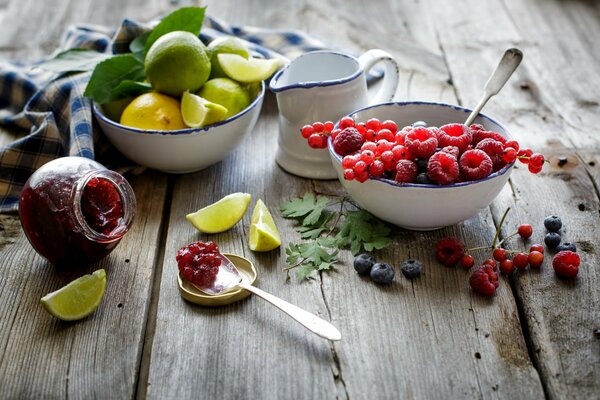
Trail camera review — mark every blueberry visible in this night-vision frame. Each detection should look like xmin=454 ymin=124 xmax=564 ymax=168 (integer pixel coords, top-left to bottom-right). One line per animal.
xmin=416 ymin=172 xmax=431 ymax=184
xmin=412 ymin=121 xmax=428 ymax=128
xmin=544 ymin=232 xmax=562 ymax=250
xmin=400 ymin=259 xmax=423 ymax=279
xmin=556 ymin=242 xmax=577 ymax=252
xmin=544 ymin=215 xmax=562 ymax=232
xmin=370 ymin=262 xmax=395 ymax=284
xmin=415 ymin=158 xmax=429 ymax=172
xmin=354 ymin=253 xmax=376 ymax=275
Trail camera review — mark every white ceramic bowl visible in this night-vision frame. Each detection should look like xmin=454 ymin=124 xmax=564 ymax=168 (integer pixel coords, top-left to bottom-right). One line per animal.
xmin=328 ymin=102 xmax=515 ymax=231
xmin=93 ymin=82 xmax=265 ymax=173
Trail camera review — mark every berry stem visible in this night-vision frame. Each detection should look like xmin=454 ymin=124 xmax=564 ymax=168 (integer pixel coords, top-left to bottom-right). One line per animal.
xmin=496 ymin=230 xmax=519 ymax=247
xmin=492 ymin=207 xmax=511 ymax=248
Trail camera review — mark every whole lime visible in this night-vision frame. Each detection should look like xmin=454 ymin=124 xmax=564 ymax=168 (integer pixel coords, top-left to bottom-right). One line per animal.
xmin=197 ymin=78 xmax=251 ymax=119
xmin=145 ymin=31 xmax=211 ymax=97
xmin=207 ymin=37 xmax=250 ymax=79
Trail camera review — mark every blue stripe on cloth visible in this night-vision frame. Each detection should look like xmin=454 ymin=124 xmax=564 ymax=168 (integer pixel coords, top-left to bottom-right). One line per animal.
xmin=0 ymin=14 xmax=384 ymax=212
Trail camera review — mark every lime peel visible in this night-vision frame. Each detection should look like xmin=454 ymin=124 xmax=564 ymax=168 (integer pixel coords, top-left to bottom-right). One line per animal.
xmin=181 ymin=90 xmax=228 ymax=128
xmin=217 ymin=53 xmax=281 ymax=83
xmin=40 ymin=269 xmax=107 ymax=321
xmin=186 ymin=192 xmax=251 ymax=233
xmin=249 ymin=199 xmax=281 ymax=252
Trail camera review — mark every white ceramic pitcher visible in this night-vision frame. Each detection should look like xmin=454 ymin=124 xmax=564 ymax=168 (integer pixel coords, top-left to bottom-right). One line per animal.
xmin=270 ymin=49 xmax=400 ymax=179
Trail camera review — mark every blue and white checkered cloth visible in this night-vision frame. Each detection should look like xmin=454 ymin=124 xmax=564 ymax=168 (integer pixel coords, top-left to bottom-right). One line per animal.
xmin=0 ymin=15 xmax=377 ymax=212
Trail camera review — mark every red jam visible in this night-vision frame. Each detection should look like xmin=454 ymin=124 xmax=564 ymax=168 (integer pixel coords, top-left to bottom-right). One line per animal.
xmin=176 ymin=241 xmax=221 ymax=287
xmin=18 ymin=157 xmax=136 ymax=266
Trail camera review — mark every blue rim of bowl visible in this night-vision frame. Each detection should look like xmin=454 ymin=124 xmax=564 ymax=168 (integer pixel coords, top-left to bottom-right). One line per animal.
xmin=269 ymin=50 xmax=361 ymax=92
xmin=328 ymin=100 xmax=516 ymax=189
xmin=92 ymin=81 xmax=265 ymax=136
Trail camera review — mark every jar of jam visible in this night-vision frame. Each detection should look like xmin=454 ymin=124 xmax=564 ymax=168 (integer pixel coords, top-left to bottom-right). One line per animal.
xmin=18 ymin=156 xmax=136 ymax=266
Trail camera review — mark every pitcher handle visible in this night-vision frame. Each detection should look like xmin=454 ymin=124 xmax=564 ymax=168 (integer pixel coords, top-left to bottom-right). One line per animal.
xmin=358 ymin=49 xmax=400 ymax=105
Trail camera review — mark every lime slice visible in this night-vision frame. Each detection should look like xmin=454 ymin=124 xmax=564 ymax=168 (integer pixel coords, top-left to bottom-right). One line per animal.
xmin=217 ymin=53 xmax=281 ymax=83
xmin=40 ymin=269 xmax=107 ymax=321
xmin=208 ymin=37 xmax=251 ymax=79
xmin=181 ymin=90 xmax=229 ymax=128
xmin=249 ymin=199 xmax=281 ymax=252
xmin=186 ymin=192 xmax=251 ymax=233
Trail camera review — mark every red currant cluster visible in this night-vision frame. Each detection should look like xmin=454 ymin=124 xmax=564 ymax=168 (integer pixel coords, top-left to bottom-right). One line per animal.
xmin=434 ymin=212 xmax=582 ymax=297
xmin=300 ymin=117 xmax=545 ymax=184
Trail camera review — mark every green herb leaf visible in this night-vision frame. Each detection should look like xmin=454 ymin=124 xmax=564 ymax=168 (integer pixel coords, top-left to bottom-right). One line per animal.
xmin=112 ymin=80 xmax=152 ymax=98
xmin=130 ymin=31 xmax=150 ymax=62
xmin=284 ymin=237 xmax=338 ymax=282
xmin=280 ymin=193 xmax=330 ymax=226
xmin=335 ymin=210 xmax=392 ymax=255
xmin=144 ymin=6 xmax=206 ymax=53
xmin=37 ymin=49 xmax=111 ymax=74
xmin=84 ymin=54 xmax=145 ymax=103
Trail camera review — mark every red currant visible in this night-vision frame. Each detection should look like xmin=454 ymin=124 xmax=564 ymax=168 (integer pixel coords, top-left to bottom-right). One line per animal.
xmin=517 ymin=224 xmax=533 ymax=239
xmin=518 ymin=149 xmax=533 ymax=164
xmin=502 ymin=147 xmax=517 ymax=163
xmin=338 ymin=116 xmax=355 ymax=129
xmin=376 ymin=129 xmax=394 ymax=142
xmin=493 ymin=248 xmax=508 ymax=261
xmin=528 ymin=163 xmax=543 ymax=174
xmin=513 ymin=253 xmax=529 ymax=270
xmin=323 ymin=121 xmax=334 ymax=132
xmin=308 ymin=133 xmax=324 ymax=148
xmin=301 ymin=125 xmax=314 ymax=138
xmin=360 ymin=150 xmax=375 ymax=164
xmin=528 ymin=251 xmax=544 ymax=269
xmin=482 ymin=259 xmax=497 ymax=270
xmin=342 ymin=155 xmax=358 ymax=169
xmin=312 ymin=121 xmax=324 ymax=132
xmin=381 ymin=120 xmax=398 ymax=134
xmin=529 ymin=244 xmax=544 ymax=254
xmin=504 ymin=140 xmax=519 ymax=151
xmin=366 ymin=118 xmax=381 ymax=131
xmin=460 ymin=254 xmax=475 ymax=270
xmin=369 ymin=160 xmax=385 ymax=176
xmin=529 ymin=153 xmax=545 ymax=168
xmin=330 ymin=128 xmax=341 ymax=140
xmin=353 ymin=160 xmax=368 ymax=174
xmin=499 ymin=259 xmax=515 ymax=275
xmin=343 ymin=168 xmax=355 ymax=180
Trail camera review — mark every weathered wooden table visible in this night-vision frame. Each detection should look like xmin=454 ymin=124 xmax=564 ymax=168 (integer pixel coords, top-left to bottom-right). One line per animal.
xmin=1 ymin=0 xmax=598 ymax=399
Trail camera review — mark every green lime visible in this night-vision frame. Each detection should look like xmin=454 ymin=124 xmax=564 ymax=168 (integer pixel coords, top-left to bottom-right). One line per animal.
xmin=208 ymin=37 xmax=251 ymax=79
xmin=186 ymin=192 xmax=251 ymax=233
xmin=181 ymin=90 xmax=229 ymax=128
xmin=145 ymin=31 xmax=211 ymax=97
xmin=101 ymin=96 xmax=133 ymax=122
xmin=40 ymin=269 xmax=107 ymax=321
xmin=249 ymin=199 xmax=281 ymax=252
xmin=197 ymin=78 xmax=251 ymax=119
xmin=217 ymin=53 xmax=281 ymax=83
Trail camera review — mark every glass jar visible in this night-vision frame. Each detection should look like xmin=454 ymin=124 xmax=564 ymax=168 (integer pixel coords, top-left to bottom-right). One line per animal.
xmin=18 ymin=156 xmax=136 ymax=265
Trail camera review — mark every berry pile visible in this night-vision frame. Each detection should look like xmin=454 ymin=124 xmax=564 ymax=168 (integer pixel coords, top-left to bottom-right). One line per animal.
xmin=176 ymin=241 xmax=222 ymax=288
xmin=301 ymin=117 xmax=545 ymax=185
xmin=435 ymin=211 xmax=583 ymax=297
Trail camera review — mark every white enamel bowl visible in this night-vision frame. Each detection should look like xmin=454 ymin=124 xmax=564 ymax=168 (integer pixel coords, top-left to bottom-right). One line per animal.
xmin=328 ymin=102 xmax=515 ymax=231
xmin=93 ymin=82 xmax=264 ymax=174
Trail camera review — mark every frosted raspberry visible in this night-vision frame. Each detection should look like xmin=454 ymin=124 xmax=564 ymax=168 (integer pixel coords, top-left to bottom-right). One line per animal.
xmin=440 ymin=146 xmax=460 ymax=158
xmin=438 ymin=123 xmax=472 ymax=152
xmin=475 ymin=138 xmax=507 ymax=171
xmin=469 ymin=266 xmax=499 ymax=296
xmin=405 ymin=127 xmax=438 ymax=158
xmin=176 ymin=241 xmax=222 ymax=288
xmin=435 ymin=237 xmax=465 ymax=267
xmin=333 ymin=127 xmax=364 ymax=156
xmin=472 ymin=129 xmax=507 ymax=146
xmin=552 ymin=251 xmax=580 ymax=278
xmin=459 ymin=149 xmax=493 ymax=181
xmin=427 ymin=151 xmax=459 ymax=185
xmin=394 ymin=160 xmax=418 ymax=183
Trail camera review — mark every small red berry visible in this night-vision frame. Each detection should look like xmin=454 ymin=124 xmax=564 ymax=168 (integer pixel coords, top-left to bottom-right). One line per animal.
xmin=333 ymin=127 xmax=365 ymax=155
xmin=330 ymin=128 xmax=341 ymax=140
xmin=460 ymin=254 xmax=475 ymax=270
xmin=343 ymin=168 xmax=355 ymax=180
xmin=492 ymin=248 xmax=508 ymax=261
xmin=435 ymin=237 xmax=466 ymax=267
xmin=502 ymin=147 xmax=517 ymax=163
xmin=513 ymin=253 xmax=529 ymax=270
xmin=375 ymin=128 xmax=394 ymax=142
xmin=459 ymin=149 xmax=493 ymax=181
xmin=518 ymin=149 xmax=533 ymax=164
xmin=469 ymin=266 xmax=499 ymax=297
xmin=355 ymin=169 xmax=369 ymax=182
xmin=323 ymin=121 xmax=334 ymax=132
xmin=361 ymin=141 xmax=377 ymax=153
xmin=394 ymin=160 xmax=418 ymax=183
xmin=505 ymin=140 xmax=520 ymax=151
xmin=338 ymin=116 xmax=355 ymax=129
xmin=552 ymin=251 xmax=580 ymax=279
xmin=529 ymin=153 xmax=545 ymax=168
xmin=301 ymin=125 xmax=314 ymax=138
xmin=528 ymin=163 xmax=543 ymax=174
xmin=342 ymin=154 xmax=358 ymax=169
xmin=427 ymin=151 xmax=459 ymax=185
xmin=528 ymin=251 xmax=544 ymax=269
xmin=308 ymin=133 xmax=324 ymax=148
xmin=312 ymin=121 xmax=324 ymax=132
xmin=368 ymin=160 xmax=385 ymax=176
xmin=517 ymin=224 xmax=533 ymax=239
xmin=392 ymin=145 xmax=413 ymax=160
xmin=381 ymin=120 xmax=398 ymax=134
xmin=529 ymin=244 xmax=544 ymax=254
xmin=365 ymin=118 xmax=381 ymax=131
xmin=360 ymin=150 xmax=375 ymax=164
xmin=437 ymin=123 xmax=472 ymax=152
xmin=482 ymin=259 xmax=497 ymax=269
xmin=405 ymin=127 xmax=438 ymax=158
xmin=499 ymin=259 xmax=515 ymax=275
xmin=353 ymin=160 xmax=368 ymax=174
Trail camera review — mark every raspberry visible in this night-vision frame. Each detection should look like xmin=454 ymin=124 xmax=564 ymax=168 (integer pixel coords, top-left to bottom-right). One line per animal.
xmin=499 ymin=259 xmax=515 ymax=275
xmin=528 ymin=251 xmax=544 ymax=269
xmin=460 ymin=254 xmax=475 ymax=270
xmin=333 ymin=127 xmax=364 ymax=156
xmin=469 ymin=266 xmax=499 ymax=297
xmin=405 ymin=127 xmax=438 ymax=158
xmin=513 ymin=253 xmax=529 ymax=270
xmin=438 ymin=123 xmax=472 ymax=152
xmin=440 ymin=146 xmax=460 ymax=158
xmin=395 ymin=160 xmax=418 ymax=183
xmin=435 ymin=237 xmax=465 ymax=267
xmin=518 ymin=224 xmax=533 ymax=239
xmin=552 ymin=250 xmax=580 ymax=278
xmin=427 ymin=151 xmax=459 ymax=185
xmin=176 ymin=241 xmax=222 ymax=288
xmin=459 ymin=149 xmax=493 ymax=181
xmin=471 ymin=129 xmax=507 ymax=146
xmin=482 ymin=259 xmax=498 ymax=270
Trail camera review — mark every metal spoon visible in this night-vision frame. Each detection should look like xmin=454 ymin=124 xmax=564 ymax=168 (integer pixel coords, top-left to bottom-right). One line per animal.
xmin=195 ymin=253 xmax=342 ymax=341
xmin=464 ymin=48 xmax=523 ymax=126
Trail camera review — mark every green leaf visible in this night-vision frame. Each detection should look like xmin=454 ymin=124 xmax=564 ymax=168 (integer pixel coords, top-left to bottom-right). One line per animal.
xmin=112 ymin=80 xmax=152 ymax=98
xmin=296 ymin=264 xmax=318 ymax=281
xmin=335 ymin=210 xmax=393 ymax=255
xmin=84 ymin=54 xmax=145 ymax=103
xmin=280 ymin=193 xmax=330 ymax=226
xmin=130 ymin=31 xmax=150 ymax=62
xmin=38 ymin=49 xmax=111 ymax=73
xmin=145 ymin=7 xmax=206 ymax=53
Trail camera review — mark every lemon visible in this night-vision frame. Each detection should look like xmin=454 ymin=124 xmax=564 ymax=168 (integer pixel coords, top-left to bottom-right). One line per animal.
xmin=181 ymin=90 xmax=229 ymax=128
xmin=145 ymin=31 xmax=211 ymax=97
xmin=40 ymin=269 xmax=107 ymax=321
xmin=217 ymin=53 xmax=281 ymax=83
xmin=197 ymin=78 xmax=251 ymax=119
xmin=249 ymin=199 xmax=281 ymax=252
xmin=186 ymin=192 xmax=251 ymax=233
xmin=208 ymin=37 xmax=251 ymax=79
xmin=120 ymin=92 xmax=187 ymax=130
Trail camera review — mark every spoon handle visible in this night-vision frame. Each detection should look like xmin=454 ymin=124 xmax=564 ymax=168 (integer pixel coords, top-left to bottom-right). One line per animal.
xmin=464 ymin=48 xmax=523 ymax=126
xmin=239 ymin=282 xmax=342 ymax=341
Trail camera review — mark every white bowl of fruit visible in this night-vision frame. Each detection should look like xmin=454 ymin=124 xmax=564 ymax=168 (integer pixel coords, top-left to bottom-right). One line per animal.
xmin=319 ymin=102 xmax=543 ymax=230
xmin=92 ymin=29 xmax=279 ymax=174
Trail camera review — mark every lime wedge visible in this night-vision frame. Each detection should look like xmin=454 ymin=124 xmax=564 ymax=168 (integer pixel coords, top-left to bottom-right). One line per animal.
xmin=181 ymin=90 xmax=229 ymax=128
xmin=217 ymin=53 xmax=281 ymax=83
xmin=249 ymin=199 xmax=281 ymax=252
xmin=186 ymin=192 xmax=251 ymax=233
xmin=40 ymin=269 xmax=107 ymax=321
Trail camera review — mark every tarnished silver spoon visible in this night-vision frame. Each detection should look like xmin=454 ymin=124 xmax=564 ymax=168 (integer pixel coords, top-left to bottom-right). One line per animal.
xmin=194 ymin=253 xmax=342 ymax=341
xmin=464 ymin=48 xmax=523 ymax=126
